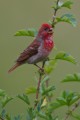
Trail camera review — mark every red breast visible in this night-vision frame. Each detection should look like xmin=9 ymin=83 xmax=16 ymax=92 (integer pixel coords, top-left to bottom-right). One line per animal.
xmin=44 ymin=40 xmax=54 ymax=51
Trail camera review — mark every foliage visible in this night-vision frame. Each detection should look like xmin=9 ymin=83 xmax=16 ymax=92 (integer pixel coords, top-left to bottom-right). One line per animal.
xmin=15 ymin=28 xmax=38 ymax=37
xmin=0 ymin=0 xmax=79 ymax=120
xmin=62 ymin=73 xmax=80 ymax=82
xmin=56 ymin=14 xmax=77 ymax=27
xmin=52 ymin=1 xmax=73 ymax=9
xmin=17 ymin=94 xmax=30 ymax=105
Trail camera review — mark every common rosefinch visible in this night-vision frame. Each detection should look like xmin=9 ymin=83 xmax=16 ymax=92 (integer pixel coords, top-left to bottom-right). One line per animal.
xmin=8 ymin=23 xmax=54 ymax=73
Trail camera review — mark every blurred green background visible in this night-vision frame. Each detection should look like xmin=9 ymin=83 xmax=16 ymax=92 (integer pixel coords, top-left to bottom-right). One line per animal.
xmin=0 ymin=0 xmax=80 ymax=118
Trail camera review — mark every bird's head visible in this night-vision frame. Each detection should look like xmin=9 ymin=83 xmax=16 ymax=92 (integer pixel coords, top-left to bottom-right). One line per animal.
xmin=38 ymin=23 xmax=53 ymax=39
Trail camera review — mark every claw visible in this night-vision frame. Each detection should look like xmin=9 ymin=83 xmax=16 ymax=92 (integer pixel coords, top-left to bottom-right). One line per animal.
xmin=34 ymin=64 xmax=45 ymax=74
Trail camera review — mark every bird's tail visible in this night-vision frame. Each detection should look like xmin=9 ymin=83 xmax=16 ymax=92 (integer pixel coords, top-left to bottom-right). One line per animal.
xmin=8 ymin=63 xmax=20 ymax=73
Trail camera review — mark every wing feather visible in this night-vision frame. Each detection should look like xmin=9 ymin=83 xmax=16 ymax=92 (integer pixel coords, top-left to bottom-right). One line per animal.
xmin=17 ymin=40 xmax=40 ymax=63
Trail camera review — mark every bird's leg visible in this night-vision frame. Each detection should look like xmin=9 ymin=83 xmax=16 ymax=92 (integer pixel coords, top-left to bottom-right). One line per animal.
xmin=34 ymin=64 xmax=44 ymax=72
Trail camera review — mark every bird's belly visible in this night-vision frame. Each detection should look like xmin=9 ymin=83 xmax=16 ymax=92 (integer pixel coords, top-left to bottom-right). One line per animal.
xmin=27 ymin=49 xmax=49 ymax=64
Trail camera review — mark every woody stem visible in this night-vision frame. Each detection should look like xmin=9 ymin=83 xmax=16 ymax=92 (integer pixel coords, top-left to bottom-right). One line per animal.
xmin=34 ymin=61 xmax=45 ymax=108
xmin=52 ymin=0 xmax=60 ymax=27
xmin=36 ymin=73 xmax=42 ymax=100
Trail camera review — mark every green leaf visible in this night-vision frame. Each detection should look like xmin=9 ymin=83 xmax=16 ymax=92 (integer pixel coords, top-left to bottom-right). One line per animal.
xmin=56 ymin=97 xmax=67 ymax=105
xmin=40 ymin=76 xmax=50 ymax=95
xmin=2 ymin=96 xmax=13 ymax=108
xmin=37 ymin=99 xmax=44 ymax=111
xmin=38 ymin=111 xmax=47 ymax=119
xmin=48 ymin=101 xmax=65 ymax=112
xmin=17 ymin=94 xmax=30 ymax=105
xmin=44 ymin=59 xmax=57 ymax=74
xmin=26 ymin=87 xmax=37 ymax=94
xmin=0 ymin=89 xmax=5 ymax=97
xmin=61 ymin=91 xmax=80 ymax=106
xmin=52 ymin=1 xmax=73 ymax=11
xmin=6 ymin=114 xmax=12 ymax=120
xmin=14 ymin=115 xmax=22 ymax=120
xmin=55 ymin=51 xmax=76 ymax=64
xmin=15 ymin=28 xmax=38 ymax=37
xmin=0 ymin=90 xmax=13 ymax=108
xmin=40 ymin=76 xmax=55 ymax=96
xmin=41 ymin=85 xmax=55 ymax=96
xmin=58 ymin=1 xmax=73 ymax=9
xmin=1 ymin=109 xmax=6 ymax=119
xmin=72 ymin=114 xmax=80 ymax=120
xmin=26 ymin=108 xmax=35 ymax=120
xmin=62 ymin=73 xmax=80 ymax=82
xmin=48 ymin=91 xmax=80 ymax=112
xmin=41 ymin=76 xmax=50 ymax=85
xmin=70 ymin=95 xmax=80 ymax=105
xmin=56 ymin=14 xmax=77 ymax=27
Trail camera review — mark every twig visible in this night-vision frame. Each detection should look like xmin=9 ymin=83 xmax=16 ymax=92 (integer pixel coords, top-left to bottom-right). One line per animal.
xmin=34 ymin=58 xmax=48 ymax=108
xmin=34 ymin=61 xmax=45 ymax=108
xmin=65 ymin=101 xmax=80 ymax=120
xmin=36 ymin=73 xmax=42 ymax=100
xmin=34 ymin=72 xmax=42 ymax=109
xmin=52 ymin=0 xmax=60 ymax=26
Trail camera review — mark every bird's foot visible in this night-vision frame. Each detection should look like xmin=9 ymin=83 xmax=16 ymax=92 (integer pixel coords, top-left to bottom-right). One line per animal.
xmin=34 ymin=64 xmax=44 ymax=74
xmin=39 ymin=67 xmax=44 ymax=73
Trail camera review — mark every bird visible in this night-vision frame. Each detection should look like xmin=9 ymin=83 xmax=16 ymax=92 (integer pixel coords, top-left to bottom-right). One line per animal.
xmin=8 ymin=23 xmax=54 ymax=73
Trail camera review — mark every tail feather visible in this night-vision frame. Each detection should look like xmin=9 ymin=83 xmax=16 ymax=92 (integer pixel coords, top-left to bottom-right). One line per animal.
xmin=8 ymin=63 xmax=20 ymax=73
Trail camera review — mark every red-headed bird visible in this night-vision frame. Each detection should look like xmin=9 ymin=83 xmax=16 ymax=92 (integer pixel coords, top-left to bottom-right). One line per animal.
xmin=8 ymin=23 xmax=54 ymax=73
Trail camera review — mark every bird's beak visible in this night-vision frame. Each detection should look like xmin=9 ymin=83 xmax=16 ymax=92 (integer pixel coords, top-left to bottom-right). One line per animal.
xmin=48 ymin=28 xmax=53 ymax=34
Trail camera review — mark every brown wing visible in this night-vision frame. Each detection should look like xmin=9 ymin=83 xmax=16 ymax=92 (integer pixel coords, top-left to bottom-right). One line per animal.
xmin=17 ymin=39 xmax=40 ymax=63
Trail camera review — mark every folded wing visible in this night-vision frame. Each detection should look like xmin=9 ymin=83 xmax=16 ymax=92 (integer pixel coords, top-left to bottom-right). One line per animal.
xmin=17 ymin=40 xmax=40 ymax=63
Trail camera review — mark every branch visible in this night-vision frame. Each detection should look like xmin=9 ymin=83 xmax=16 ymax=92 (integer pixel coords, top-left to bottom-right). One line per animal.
xmin=65 ymin=100 xmax=80 ymax=120
xmin=34 ymin=61 xmax=45 ymax=108
xmin=34 ymin=73 xmax=42 ymax=108
xmin=52 ymin=0 xmax=60 ymax=26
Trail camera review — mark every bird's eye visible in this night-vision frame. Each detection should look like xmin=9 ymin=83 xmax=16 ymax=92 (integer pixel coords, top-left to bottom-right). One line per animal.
xmin=44 ymin=28 xmax=48 ymax=31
